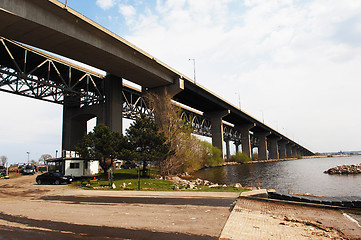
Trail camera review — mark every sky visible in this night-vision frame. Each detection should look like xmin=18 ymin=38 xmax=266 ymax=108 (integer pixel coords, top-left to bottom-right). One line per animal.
xmin=1 ymin=0 xmax=361 ymax=164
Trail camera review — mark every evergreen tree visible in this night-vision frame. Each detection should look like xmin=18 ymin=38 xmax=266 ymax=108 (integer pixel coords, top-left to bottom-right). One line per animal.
xmin=76 ymin=123 xmax=126 ymax=178
xmin=124 ymin=114 xmax=170 ymax=177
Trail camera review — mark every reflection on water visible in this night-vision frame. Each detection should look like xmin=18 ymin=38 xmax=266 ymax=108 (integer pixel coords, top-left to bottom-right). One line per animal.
xmin=193 ymin=155 xmax=361 ymax=197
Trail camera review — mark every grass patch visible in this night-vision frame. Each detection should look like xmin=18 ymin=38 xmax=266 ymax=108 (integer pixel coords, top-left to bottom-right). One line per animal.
xmin=73 ymin=168 xmax=247 ymax=192
xmin=73 ymin=168 xmax=174 ymax=191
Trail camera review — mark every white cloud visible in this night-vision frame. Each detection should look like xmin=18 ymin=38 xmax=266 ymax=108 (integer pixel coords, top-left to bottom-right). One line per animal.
xmin=116 ymin=0 xmax=361 ymax=152
xmin=118 ymin=4 xmax=136 ymax=24
xmin=119 ymin=4 xmax=136 ymax=17
xmin=96 ymin=0 xmax=116 ymax=10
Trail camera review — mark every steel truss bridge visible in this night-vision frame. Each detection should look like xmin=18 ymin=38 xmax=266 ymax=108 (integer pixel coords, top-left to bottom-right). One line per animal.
xmin=0 ymin=37 xmax=251 ymax=146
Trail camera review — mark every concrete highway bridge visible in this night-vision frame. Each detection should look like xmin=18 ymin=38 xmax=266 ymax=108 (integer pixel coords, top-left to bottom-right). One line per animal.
xmin=0 ymin=0 xmax=313 ymax=160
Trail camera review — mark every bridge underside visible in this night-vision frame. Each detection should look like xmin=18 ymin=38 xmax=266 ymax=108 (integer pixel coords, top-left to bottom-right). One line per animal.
xmin=0 ymin=0 xmax=179 ymax=89
xmin=0 ymin=37 xmax=313 ymax=160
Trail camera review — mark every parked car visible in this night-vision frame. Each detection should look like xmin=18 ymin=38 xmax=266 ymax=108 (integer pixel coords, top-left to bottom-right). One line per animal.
xmin=36 ymin=172 xmax=73 ymax=185
xmin=18 ymin=164 xmax=24 ymax=173
xmin=121 ymin=161 xmax=137 ymax=169
xmin=22 ymin=165 xmax=35 ymax=175
xmin=0 ymin=166 xmax=5 ymax=176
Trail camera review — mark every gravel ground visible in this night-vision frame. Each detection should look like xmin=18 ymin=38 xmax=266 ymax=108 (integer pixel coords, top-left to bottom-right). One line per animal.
xmin=0 ymin=174 xmax=238 ymax=239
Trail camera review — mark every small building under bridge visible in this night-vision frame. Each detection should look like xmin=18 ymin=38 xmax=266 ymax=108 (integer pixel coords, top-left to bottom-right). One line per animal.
xmin=46 ymin=151 xmax=99 ymax=177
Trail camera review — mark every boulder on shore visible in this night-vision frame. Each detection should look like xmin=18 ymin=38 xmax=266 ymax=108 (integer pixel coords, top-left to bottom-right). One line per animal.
xmin=324 ymin=164 xmax=361 ymax=175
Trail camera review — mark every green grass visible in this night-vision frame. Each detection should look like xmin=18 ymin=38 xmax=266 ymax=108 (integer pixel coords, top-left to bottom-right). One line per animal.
xmin=73 ymin=168 xmax=248 ymax=192
xmin=73 ymin=168 xmax=174 ymax=191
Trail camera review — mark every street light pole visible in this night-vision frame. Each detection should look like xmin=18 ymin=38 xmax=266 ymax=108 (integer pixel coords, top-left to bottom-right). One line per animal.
xmin=189 ymin=58 xmax=196 ymax=83
xmin=235 ymin=91 xmax=241 ymax=109
xmin=27 ymin=152 xmax=30 ymax=164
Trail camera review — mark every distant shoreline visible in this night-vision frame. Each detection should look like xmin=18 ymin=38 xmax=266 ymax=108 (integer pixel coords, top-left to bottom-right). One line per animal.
xmin=223 ymin=154 xmax=351 ymax=166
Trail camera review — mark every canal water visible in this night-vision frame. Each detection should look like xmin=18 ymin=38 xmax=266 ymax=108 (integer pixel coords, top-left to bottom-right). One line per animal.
xmin=193 ymin=155 xmax=361 ymax=197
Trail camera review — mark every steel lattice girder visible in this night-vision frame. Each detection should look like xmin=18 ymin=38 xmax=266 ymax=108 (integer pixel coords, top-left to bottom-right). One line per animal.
xmin=0 ymin=37 xmax=103 ymax=106
xmin=122 ymin=88 xmax=243 ymax=142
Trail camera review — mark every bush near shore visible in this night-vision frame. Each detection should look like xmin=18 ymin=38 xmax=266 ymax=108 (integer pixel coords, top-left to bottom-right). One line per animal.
xmin=228 ymin=152 xmax=251 ymax=163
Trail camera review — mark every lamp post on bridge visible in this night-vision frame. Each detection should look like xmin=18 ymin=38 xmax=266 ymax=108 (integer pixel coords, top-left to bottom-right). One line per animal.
xmin=235 ymin=91 xmax=241 ymax=109
xmin=189 ymin=58 xmax=196 ymax=83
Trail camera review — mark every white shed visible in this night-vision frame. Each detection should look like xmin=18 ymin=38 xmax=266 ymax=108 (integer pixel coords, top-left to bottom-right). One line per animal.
xmin=64 ymin=159 xmax=99 ymax=177
xmin=47 ymin=158 xmax=99 ymax=177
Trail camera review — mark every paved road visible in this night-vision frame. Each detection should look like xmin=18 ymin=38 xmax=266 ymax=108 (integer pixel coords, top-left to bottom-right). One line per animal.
xmin=0 ymin=174 xmax=239 ymax=239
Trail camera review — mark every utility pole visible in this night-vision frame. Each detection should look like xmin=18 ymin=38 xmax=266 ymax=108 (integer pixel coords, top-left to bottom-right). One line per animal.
xmin=189 ymin=58 xmax=196 ymax=83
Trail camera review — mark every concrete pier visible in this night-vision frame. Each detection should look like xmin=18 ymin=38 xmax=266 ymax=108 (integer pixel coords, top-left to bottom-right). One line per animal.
xmin=204 ymin=110 xmax=230 ymax=158
xmin=286 ymin=143 xmax=294 ymax=158
xmin=278 ymin=140 xmax=287 ymax=159
xmin=239 ymin=123 xmax=255 ymax=159
xmin=225 ymin=139 xmax=231 ymax=159
xmin=104 ymin=74 xmax=123 ymax=133
xmin=234 ymin=142 xmax=240 ymax=153
xmin=255 ymin=132 xmax=270 ymax=160
xmin=268 ymin=136 xmax=280 ymax=159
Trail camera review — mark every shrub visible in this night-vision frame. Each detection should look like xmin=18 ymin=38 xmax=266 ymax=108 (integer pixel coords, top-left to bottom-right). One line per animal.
xmin=229 ymin=152 xmax=251 ymax=164
xmin=200 ymin=141 xmax=224 ymax=167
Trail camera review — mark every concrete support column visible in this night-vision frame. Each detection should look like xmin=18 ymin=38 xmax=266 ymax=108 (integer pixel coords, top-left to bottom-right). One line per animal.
xmin=104 ymin=74 xmax=123 ymax=133
xmin=204 ymin=110 xmax=230 ymax=159
xmin=254 ymin=132 xmax=271 ymax=160
xmin=278 ymin=140 xmax=287 ymax=159
xmin=62 ymin=74 xmax=123 ymax=151
xmin=238 ymin=123 xmax=255 ymax=159
xmin=62 ymin=96 xmax=98 ymax=151
xmin=234 ymin=142 xmax=240 ymax=153
xmin=286 ymin=143 xmax=294 ymax=158
xmin=62 ymin=95 xmax=87 ymax=151
xmin=293 ymin=147 xmax=299 ymax=157
xmin=268 ymin=136 xmax=281 ymax=159
xmin=225 ymin=139 xmax=230 ymax=159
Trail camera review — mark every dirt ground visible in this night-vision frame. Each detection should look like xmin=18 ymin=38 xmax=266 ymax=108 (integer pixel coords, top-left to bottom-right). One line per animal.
xmin=1 ymin=174 xmax=361 ymax=239
xmin=0 ymin=174 xmax=238 ymax=239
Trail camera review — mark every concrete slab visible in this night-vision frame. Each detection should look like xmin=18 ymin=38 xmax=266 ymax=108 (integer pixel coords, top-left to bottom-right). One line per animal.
xmin=220 ymin=194 xmax=361 ymax=239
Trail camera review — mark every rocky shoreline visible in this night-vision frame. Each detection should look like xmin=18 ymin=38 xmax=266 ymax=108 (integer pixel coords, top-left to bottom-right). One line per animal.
xmin=164 ymin=175 xmax=244 ymax=190
xmin=324 ymin=164 xmax=361 ymax=175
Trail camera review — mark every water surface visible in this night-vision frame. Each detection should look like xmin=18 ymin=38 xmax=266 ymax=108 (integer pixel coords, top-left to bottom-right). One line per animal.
xmin=193 ymin=155 xmax=361 ymax=197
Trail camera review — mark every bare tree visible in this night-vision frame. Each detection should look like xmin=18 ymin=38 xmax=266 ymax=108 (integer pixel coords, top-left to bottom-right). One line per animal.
xmin=146 ymin=91 xmax=206 ymax=176
xmin=30 ymin=159 xmax=38 ymax=166
xmin=39 ymin=154 xmax=52 ymax=164
xmin=0 ymin=155 xmax=8 ymax=166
